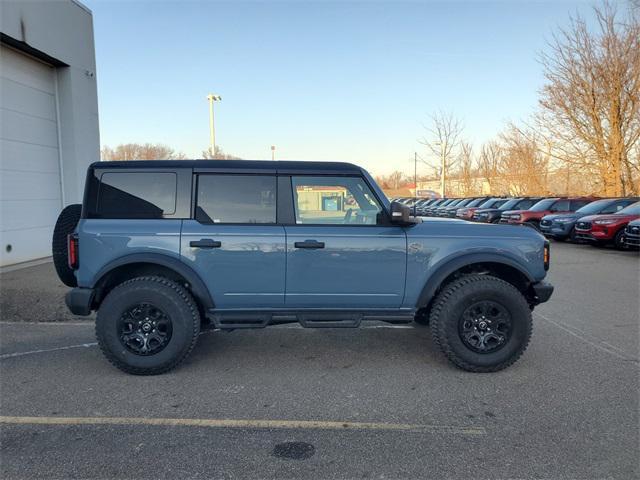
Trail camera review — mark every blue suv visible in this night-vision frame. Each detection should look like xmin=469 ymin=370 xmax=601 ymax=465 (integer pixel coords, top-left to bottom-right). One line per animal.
xmin=52 ymin=160 xmax=553 ymax=375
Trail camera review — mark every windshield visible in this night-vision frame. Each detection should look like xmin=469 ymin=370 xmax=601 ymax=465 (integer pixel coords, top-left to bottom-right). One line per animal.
xmin=575 ymin=199 xmax=613 ymax=215
xmin=529 ymin=198 xmax=558 ymax=212
xmin=479 ymin=198 xmax=502 ymax=208
xmin=466 ymin=198 xmax=487 ymax=208
xmin=498 ymin=198 xmax=522 ymax=210
xmin=615 ymin=201 xmax=640 ymax=215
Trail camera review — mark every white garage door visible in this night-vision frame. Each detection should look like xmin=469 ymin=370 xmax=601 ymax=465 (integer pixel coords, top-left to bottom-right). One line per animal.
xmin=1 ymin=45 xmax=62 ymax=267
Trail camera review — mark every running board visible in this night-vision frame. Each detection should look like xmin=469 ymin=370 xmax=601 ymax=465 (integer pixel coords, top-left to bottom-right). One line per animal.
xmin=208 ymin=310 xmax=414 ymax=330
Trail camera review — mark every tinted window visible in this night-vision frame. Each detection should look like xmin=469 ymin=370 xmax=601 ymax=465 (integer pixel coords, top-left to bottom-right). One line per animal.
xmin=551 ymin=200 xmax=570 ymax=211
xmin=196 ymin=175 xmax=276 ymax=224
xmin=616 ymin=201 xmax=640 ymax=215
xmin=498 ymin=198 xmax=522 ymax=210
xmin=576 ymin=199 xmax=613 ymax=215
xmin=530 ymin=199 xmax=558 ymax=212
xmin=97 ymin=172 xmax=176 ymax=219
xmin=292 ymin=176 xmax=382 ymax=225
xmin=570 ymin=200 xmax=590 ymax=210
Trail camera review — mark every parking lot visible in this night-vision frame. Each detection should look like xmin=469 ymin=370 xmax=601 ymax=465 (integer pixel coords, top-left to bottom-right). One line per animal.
xmin=0 ymin=242 xmax=638 ymax=479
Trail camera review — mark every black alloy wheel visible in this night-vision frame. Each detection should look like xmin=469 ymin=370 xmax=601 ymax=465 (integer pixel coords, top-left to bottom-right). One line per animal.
xmin=118 ymin=302 xmax=173 ymax=356
xmin=458 ymin=301 xmax=511 ymax=353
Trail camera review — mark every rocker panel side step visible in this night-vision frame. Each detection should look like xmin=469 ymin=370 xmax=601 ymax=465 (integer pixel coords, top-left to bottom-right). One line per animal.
xmin=208 ymin=309 xmax=415 ymax=330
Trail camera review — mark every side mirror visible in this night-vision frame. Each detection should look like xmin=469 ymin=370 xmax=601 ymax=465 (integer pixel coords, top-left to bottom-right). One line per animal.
xmin=390 ymin=201 xmax=411 ymax=224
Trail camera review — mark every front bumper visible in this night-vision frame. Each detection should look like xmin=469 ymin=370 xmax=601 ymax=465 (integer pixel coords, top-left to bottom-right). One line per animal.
xmin=531 ymin=281 xmax=554 ymax=305
xmin=624 ymin=233 xmax=640 ymax=247
xmin=65 ymin=288 xmax=95 ymax=316
xmin=541 ymin=223 xmax=572 ymax=238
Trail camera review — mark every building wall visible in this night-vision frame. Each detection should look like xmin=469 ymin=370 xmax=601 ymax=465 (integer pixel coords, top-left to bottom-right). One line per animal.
xmin=1 ymin=0 xmax=99 ymax=206
xmin=1 ymin=0 xmax=99 ymax=266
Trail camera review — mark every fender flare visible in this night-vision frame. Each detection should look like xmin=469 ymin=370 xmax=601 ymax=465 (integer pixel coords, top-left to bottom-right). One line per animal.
xmin=416 ymin=252 xmax=534 ymax=308
xmin=92 ymin=253 xmax=214 ymax=310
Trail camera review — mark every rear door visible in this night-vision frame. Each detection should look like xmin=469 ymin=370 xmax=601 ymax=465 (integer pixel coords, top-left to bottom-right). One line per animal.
xmin=283 ymin=175 xmax=407 ymax=309
xmin=180 ymin=173 xmax=286 ymax=309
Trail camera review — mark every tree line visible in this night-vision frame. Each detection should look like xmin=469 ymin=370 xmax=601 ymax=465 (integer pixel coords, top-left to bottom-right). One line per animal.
xmin=408 ymin=3 xmax=639 ymax=197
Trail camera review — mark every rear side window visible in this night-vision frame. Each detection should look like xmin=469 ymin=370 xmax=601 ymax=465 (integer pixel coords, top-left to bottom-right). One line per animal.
xmin=96 ymin=172 xmax=177 ymax=219
xmin=196 ymin=175 xmax=276 ymax=224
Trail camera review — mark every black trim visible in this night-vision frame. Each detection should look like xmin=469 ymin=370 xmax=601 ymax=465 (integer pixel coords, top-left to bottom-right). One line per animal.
xmin=277 ymin=176 xmax=296 ymax=225
xmin=416 ymin=254 xmax=535 ymax=308
xmin=92 ymin=253 xmax=214 ymax=310
xmin=65 ymin=288 xmax=94 ymax=316
xmin=531 ymin=281 xmax=554 ymax=304
xmin=1 ymin=34 xmax=68 ymax=67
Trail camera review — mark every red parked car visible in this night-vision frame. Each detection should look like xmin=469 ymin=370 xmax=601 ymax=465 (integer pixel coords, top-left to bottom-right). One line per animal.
xmin=574 ymin=201 xmax=640 ymax=249
xmin=500 ymin=197 xmax=596 ymax=230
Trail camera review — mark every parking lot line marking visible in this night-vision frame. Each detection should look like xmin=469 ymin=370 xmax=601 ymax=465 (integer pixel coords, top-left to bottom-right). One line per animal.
xmin=535 ymin=313 xmax=638 ymax=362
xmin=0 ymin=343 xmax=98 ymax=360
xmin=0 ymin=415 xmax=486 ymax=435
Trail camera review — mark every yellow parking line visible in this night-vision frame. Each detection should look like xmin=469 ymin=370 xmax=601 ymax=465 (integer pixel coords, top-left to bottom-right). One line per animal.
xmin=0 ymin=415 xmax=485 ymax=435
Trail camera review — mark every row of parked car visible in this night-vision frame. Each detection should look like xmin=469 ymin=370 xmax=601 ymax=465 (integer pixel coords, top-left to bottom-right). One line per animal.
xmin=391 ymin=195 xmax=640 ymax=250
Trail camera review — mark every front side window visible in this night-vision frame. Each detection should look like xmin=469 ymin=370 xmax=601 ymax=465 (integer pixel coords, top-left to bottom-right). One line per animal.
xmin=196 ymin=175 xmax=276 ymax=224
xmin=292 ymin=176 xmax=382 ymax=225
xmin=97 ymin=172 xmax=177 ymax=219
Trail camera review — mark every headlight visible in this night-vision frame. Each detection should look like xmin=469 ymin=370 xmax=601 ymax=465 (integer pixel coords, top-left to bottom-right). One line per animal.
xmin=594 ymin=219 xmax=618 ymax=225
xmin=554 ymin=217 xmax=574 ymax=223
xmin=512 ymin=214 xmax=521 ymax=220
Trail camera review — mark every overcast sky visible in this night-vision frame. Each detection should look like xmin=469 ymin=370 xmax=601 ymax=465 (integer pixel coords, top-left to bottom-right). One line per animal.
xmin=85 ymin=0 xmax=599 ymax=175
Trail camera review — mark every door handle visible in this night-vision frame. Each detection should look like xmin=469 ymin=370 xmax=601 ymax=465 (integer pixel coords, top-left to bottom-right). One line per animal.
xmin=190 ymin=239 xmax=222 ymax=249
xmin=294 ymin=240 xmax=325 ymax=249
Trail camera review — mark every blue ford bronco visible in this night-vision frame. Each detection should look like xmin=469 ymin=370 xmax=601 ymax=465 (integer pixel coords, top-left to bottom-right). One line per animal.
xmin=52 ymin=160 xmax=553 ymax=375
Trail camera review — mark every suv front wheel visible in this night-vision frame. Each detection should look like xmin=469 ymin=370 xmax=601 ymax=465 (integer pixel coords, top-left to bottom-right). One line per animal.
xmin=430 ymin=274 xmax=532 ymax=372
xmin=96 ymin=276 xmax=201 ymax=375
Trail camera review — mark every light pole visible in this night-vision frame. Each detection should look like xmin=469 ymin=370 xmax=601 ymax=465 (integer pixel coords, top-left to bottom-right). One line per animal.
xmin=271 ymin=145 xmax=276 ymax=161
xmin=206 ymin=93 xmax=222 ymax=155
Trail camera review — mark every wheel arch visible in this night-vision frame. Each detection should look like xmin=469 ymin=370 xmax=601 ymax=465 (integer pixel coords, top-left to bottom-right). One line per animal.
xmin=416 ymin=254 xmax=535 ymax=312
xmin=91 ymin=254 xmax=214 ymax=314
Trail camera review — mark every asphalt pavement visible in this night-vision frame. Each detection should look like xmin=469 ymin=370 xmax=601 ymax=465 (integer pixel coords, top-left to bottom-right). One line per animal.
xmin=0 ymin=242 xmax=638 ymax=479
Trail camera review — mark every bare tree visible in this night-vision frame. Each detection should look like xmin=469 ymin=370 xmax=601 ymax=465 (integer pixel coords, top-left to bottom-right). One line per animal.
xmin=538 ymin=3 xmax=640 ymax=195
xmin=101 ymin=143 xmax=186 ymax=161
xmin=201 ymin=145 xmax=242 ymax=160
xmin=419 ymin=111 xmax=464 ymax=195
xmin=478 ymin=141 xmax=505 ymax=194
xmin=457 ymin=142 xmax=476 ymax=196
xmin=499 ymin=125 xmax=549 ymax=196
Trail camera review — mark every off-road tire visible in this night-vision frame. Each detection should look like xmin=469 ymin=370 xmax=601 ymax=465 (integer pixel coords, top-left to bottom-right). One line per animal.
xmin=414 ymin=308 xmax=430 ymax=326
xmin=96 ymin=276 xmax=200 ymax=375
xmin=430 ymin=274 xmax=532 ymax=373
xmin=52 ymin=204 xmax=82 ymax=287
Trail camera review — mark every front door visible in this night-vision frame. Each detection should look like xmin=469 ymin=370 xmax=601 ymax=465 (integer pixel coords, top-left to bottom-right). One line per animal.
xmin=284 ymin=175 xmax=406 ymax=309
xmin=180 ymin=173 xmax=285 ymax=309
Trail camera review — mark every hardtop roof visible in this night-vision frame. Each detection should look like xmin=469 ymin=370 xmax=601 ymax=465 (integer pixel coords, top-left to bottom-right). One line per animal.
xmin=90 ymin=159 xmax=363 ymax=174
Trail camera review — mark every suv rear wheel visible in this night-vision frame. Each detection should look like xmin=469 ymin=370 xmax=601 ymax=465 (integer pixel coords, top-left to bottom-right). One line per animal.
xmin=430 ymin=274 xmax=532 ymax=372
xmin=96 ymin=276 xmax=200 ymax=375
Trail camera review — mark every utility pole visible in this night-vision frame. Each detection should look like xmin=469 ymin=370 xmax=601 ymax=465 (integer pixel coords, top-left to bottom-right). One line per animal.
xmin=206 ymin=93 xmax=222 ymax=156
xmin=271 ymin=145 xmax=276 ymax=161
xmin=414 ymin=152 xmax=418 ymax=197
xmin=437 ymin=142 xmax=446 ymax=197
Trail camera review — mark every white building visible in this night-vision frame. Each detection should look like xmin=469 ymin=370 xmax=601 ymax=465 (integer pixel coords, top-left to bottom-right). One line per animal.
xmin=1 ymin=0 xmax=99 ymax=268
